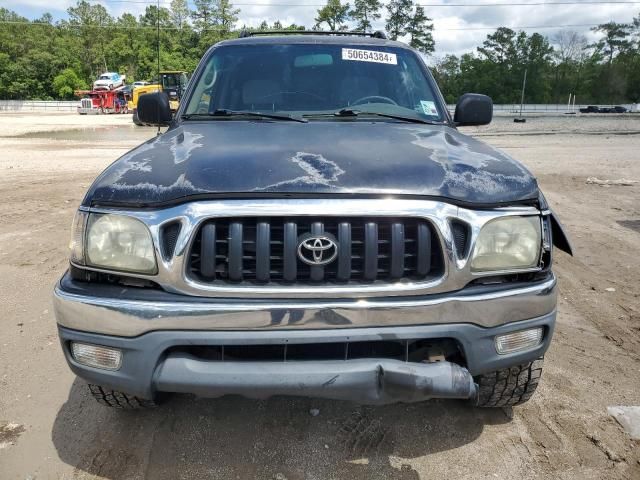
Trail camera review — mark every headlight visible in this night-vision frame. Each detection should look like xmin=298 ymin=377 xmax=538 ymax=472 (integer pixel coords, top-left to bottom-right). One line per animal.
xmin=84 ymin=214 xmax=157 ymax=274
xmin=471 ymin=216 xmax=541 ymax=272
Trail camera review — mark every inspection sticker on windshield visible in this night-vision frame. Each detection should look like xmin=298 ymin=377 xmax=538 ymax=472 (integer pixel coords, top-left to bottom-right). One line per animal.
xmin=420 ymin=100 xmax=438 ymax=115
xmin=342 ymin=48 xmax=397 ymax=65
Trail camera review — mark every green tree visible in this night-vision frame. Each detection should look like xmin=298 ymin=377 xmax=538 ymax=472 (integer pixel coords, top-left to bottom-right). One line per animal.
xmin=215 ymin=0 xmax=240 ymax=35
xmin=349 ymin=0 xmax=382 ymax=33
xmin=385 ymin=0 xmax=413 ymax=40
xmin=65 ymin=0 xmax=114 ymax=78
xmin=170 ymin=0 xmax=190 ymax=29
xmin=315 ymin=0 xmax=350 ymax=31
xmin=590 ymin=22 xmax=632 ymax=64
xmin=191 ymin=0 xmax=216 ymax=33
xmin=53 ymin=68 xmax=87 ymax=98
xmin=407 ymin=6 xmax=434 ymax=54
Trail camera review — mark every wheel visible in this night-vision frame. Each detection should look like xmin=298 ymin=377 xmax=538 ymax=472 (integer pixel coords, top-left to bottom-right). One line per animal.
xmin=351 ymin=95 xmax=398 ymax=106
xmin=473 ymin=358 xmax=543 ymax=407
xmin=132 ymin=109 xmax=143 ymax=126
xmin=88 ymin=384 xmax=157 ymax=409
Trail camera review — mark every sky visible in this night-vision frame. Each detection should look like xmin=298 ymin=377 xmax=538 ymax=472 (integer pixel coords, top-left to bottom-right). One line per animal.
xmin=3 ymin=0 xmax=639 ymax=57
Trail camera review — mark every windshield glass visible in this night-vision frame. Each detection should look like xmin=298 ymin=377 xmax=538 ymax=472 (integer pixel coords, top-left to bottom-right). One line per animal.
xmin=99 ymin=75 xmax=110 ymax=80
xmin=184 ymin=43 xmax=444 ymax=121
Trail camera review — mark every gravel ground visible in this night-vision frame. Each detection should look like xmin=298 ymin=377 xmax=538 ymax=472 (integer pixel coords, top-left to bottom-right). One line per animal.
xmin=0 ymin=112 xmax=639 ymax=480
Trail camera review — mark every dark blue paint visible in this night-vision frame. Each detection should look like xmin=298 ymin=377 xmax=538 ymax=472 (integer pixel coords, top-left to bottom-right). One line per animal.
xmin=83 ymin=121 xmax=539 ymax=207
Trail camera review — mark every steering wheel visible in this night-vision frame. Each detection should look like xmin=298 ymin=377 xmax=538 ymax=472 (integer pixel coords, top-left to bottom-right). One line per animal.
xmin=351 ymin=95 xmax=398 ymax=106
xmin=257 ymin=91 xmax=327 ymax=102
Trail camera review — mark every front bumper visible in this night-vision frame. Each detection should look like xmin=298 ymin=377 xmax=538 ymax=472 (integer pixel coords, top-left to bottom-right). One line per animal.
xmin=54 ymin=272 xmax=557 ymax=336
xmin=58 ymin=314 xmax=554 ymax=404
xmin=54 ymin=274 xmax=556 ymax=404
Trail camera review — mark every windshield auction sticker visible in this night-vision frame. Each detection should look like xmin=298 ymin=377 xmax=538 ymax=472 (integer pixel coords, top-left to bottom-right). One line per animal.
xmin=342 ymin=48 xmax=397 ymax=65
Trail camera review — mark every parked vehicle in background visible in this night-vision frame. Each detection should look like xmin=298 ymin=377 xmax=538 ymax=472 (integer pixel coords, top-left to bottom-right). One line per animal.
xmin=579 ymin=105 xmax=628 ymax=113
xmin=132 ymin=81 xmax=149 ymax=88
xmin=128 ymin=71 xmax=189 ymax=125
xmin=93 ymin=72 xmax=125 ymax=90
xmin=55 ymin=32 xmax=573 ymax=410
xmin=76 ymin=88 xmax=131 ymax=114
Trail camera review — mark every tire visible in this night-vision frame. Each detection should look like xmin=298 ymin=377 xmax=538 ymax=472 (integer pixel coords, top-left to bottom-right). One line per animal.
xmin=88 ymin=384 xmax=157 ymax=409
xmin=474 ymin=358 xmax=543 ymax=407
xmin=132 ymin=109 xmax=143 ymax=126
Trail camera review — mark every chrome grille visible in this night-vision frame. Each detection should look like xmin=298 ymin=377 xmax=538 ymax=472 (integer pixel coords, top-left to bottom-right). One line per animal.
xmin=186 ymin=217 xmax=443 ymax=285
xmin=81 ymin=98 xmax=92 ymax=109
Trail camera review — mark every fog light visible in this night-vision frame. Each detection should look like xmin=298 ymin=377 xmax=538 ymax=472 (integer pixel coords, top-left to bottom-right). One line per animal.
xmin=495 ymin=328 xmax=543 ymax=355
xmin=71 ymin=342 xmax=122 ymax=370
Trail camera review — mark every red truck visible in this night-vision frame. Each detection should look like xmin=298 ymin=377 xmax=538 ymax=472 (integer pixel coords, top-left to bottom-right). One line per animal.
xmin=76 ymin=88 xmax=131 ymax=115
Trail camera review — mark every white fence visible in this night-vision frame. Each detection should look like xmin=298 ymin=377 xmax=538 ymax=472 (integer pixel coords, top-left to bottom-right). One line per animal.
xmin=1 ymin=100 xmax=638 ymax=113
xmin=0 ymin=100 xmax=77 ymax=112
xmin=448 ymin=103 xmax=638 ymax=113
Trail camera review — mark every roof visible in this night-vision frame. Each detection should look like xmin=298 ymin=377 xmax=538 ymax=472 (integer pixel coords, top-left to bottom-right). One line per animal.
xmin=216 ymin=34 xmax=412 ymax=50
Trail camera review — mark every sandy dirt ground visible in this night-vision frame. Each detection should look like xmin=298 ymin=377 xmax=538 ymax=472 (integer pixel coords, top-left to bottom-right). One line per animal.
xmin=0 ymin=112 xmax=638 ymax=480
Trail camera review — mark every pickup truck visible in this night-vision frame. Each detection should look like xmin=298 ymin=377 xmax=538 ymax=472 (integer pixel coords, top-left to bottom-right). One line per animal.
xmin=93 ymin=72 xmax=125 ymax=91
xmin=54 ymin=31 xmax=572 ymax=409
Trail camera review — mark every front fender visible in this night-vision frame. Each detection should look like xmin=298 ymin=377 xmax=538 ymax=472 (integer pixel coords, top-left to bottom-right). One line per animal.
xmin=550 ymin=210 xmax=573 ymax=256
xmin=538 ymin=191 xmax=573 ymax=256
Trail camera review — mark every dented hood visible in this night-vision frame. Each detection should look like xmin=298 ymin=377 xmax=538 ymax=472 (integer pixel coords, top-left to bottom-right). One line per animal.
xmin=83 ymin=121 xmax=539 ymax=207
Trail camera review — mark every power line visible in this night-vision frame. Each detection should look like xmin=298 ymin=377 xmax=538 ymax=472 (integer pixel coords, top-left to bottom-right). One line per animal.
xmin=440 ymin=23 xmax=602 ymax=30
xmin=41 ymin=0 xmax=640 ymax=6
xmin=0 ymin=19 xmax=607 ymax=30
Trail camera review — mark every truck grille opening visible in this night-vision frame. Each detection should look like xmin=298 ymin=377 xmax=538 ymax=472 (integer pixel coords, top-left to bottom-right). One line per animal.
xmin=187 ymin=217 xmax=443 ymax=285
xmin=168 ymin=338 xmax=463 ymax=364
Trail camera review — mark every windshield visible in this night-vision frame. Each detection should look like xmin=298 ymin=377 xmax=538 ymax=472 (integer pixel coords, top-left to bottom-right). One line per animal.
xmin=184 ymin=43 xmax=444 ymax=121
xmin=99 ymin=75 xmax=111 ymax=80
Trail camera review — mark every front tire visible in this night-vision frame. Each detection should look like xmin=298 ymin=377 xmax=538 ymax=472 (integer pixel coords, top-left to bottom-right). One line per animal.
xmin=88 ymin=384 xmax=157 ymax=409
xmin=474 ymin=358 xmax=544 ymax=407
xmin=132 ymin=108 xmax=143 ymax=126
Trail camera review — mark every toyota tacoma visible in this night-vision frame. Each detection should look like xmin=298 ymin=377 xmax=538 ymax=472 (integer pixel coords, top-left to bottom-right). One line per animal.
xmin=54 ymin=31 xmax=572 ymax=409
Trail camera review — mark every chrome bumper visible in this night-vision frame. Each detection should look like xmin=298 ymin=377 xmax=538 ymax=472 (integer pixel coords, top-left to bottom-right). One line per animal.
xmin=53 ymin=273 xmax=556 ymax=337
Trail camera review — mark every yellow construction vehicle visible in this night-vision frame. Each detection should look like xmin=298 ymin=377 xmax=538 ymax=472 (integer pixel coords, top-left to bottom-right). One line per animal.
xmin=129 ymin=71 xmax=189 ymax=125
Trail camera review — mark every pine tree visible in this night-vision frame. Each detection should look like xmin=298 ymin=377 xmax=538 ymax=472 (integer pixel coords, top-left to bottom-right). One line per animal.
xmin=170 ymin=0 xmax=189 ymax=29
xmin=315 ymin=0 xmax=350 ymax=31
xmin=385 ymin=0 xmax=413 ymax=40
xmin=408 ymin=6 xmax=434 ymax=54
xmin=349 ymin=0 xmax=382 ymax=33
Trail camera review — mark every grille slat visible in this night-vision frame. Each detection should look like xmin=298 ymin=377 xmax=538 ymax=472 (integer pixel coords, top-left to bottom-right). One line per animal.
xmin=189 ymin=217 xmax=442 ymax=286
xmin=390 ymin=222 xmax=405 ymax=279
xmin=200 ymin=223 xmax=216 ymax=278
xmin=309 ymin=222 xmax=324 ymax=282
xmin=255 ymin=222 xmax=270 ymax=282
xmin=363 ymin=222 xmax=378 ymax=281
xmin=337 ymin=222 xmax=351 ymax=281
xmin=228 ymin=222 xmax=243 ymax=281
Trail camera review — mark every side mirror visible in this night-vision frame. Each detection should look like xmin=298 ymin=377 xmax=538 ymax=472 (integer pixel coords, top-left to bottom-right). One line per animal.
xmin=138 ymin=92 xmax=172 ymax=126
xmin=454 ymin=93 xmax=493 ymax=126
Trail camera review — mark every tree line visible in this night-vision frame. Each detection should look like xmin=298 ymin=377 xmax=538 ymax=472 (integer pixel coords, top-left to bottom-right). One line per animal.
xmin=0 ymin=0 xmax=639 ymax=105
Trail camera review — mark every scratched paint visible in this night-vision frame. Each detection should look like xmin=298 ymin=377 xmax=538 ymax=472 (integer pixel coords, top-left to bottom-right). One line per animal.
xmin=83 ymin=121 xmax=539 ymax=207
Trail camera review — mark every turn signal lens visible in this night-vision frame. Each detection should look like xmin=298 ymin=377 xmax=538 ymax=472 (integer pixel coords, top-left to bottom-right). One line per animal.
xmin=495 ymin=328 xmax=543 ymax=355
xmin=69 ymin=211 xmax=88 ymax=265
xmin=71 ymin=342 xmax=122 ymax=370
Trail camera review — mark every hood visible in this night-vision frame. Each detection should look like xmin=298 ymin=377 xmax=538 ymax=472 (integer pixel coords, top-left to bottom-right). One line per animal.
xmin=83 ymin=121 xmax=539 ymax=208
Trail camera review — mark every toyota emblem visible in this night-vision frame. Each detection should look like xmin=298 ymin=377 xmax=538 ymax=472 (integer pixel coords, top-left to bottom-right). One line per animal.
xmin=297 ymin=233 xmax=339 ymax=266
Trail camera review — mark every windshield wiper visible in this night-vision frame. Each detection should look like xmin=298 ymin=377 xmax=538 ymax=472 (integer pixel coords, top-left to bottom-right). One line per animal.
xmin=330 ymin=108 xmax=441 ymax=125
xmin=182 ymin=109 xmax=307 ymax=123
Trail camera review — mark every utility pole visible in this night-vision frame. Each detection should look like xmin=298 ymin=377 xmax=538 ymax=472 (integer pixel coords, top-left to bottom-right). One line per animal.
xmin=514 ymin=68 xmax=527 ymax=123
